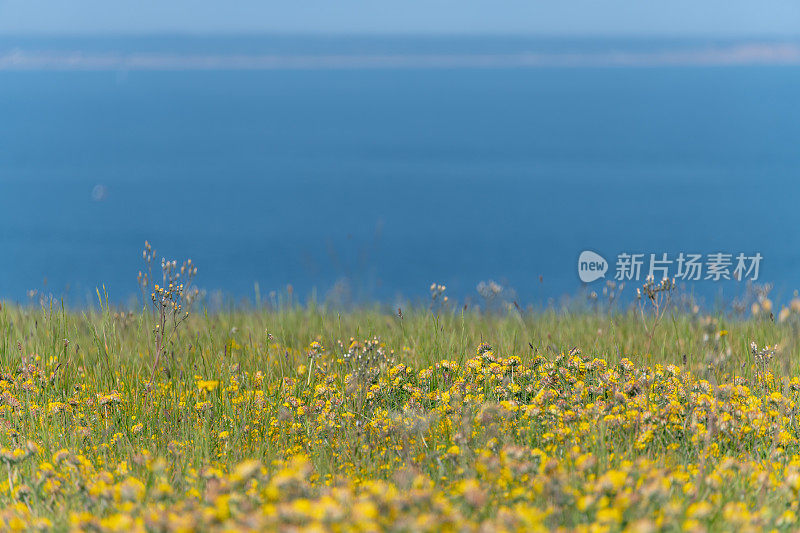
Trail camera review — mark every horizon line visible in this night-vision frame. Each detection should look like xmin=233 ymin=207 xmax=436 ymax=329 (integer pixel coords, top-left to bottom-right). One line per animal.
xmin=2 ymin=42 xmax=800 ymax=70
xmin=2 ymin=31 xmax=800 ymax=41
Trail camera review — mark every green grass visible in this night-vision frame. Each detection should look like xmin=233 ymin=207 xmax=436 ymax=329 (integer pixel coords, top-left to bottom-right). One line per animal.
xmin=1 ymin=299 xmax=799 ymax=531
xmin=1 ymin=301 xmax=792 ymax=383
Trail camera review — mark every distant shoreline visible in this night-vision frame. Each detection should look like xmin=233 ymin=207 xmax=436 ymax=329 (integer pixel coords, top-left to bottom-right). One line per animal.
xmin=2 ymin=36 xmax=800 ymax=69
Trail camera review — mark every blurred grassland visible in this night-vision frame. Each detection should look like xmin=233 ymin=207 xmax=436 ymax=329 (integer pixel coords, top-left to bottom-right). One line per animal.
xmin=1 ymin=299 xmax=794 ymax=388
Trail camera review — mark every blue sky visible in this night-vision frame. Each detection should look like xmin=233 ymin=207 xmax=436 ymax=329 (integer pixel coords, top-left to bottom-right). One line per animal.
xmin=0 ymin=0 xmax=798 ymax=36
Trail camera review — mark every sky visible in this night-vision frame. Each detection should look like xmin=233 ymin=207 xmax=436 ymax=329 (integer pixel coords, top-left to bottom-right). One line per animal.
xmin=0 ymin=0 xmax=799 ymax=37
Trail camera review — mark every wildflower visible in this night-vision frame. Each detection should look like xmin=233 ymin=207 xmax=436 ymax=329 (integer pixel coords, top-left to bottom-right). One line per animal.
xmin=98 ymin=391 xmax=123 ymax=406
xmin=197 ymin=380 xmax=219 ymax=393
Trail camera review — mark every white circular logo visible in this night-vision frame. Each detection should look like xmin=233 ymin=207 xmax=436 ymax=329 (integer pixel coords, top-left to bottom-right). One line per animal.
xmin=578 ymin=250 xmax=608 ymax=283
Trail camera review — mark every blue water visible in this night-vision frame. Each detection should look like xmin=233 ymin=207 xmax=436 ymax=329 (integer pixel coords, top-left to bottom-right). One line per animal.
xmin=2 ymin=63 xmax=800 ymax=307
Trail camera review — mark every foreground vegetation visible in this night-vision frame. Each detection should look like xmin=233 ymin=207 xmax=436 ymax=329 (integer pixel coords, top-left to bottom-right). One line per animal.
xmin=2 ymin=298 xmax=800 ymax=531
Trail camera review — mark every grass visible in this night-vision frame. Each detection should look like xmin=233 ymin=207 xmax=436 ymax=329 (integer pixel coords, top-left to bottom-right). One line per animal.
xmin=2 ymin=298 xmax=800 ymax=531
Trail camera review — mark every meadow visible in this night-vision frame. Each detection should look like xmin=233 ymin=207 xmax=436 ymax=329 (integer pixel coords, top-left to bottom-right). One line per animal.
xmin=2 ymin=277 xmax=800 ymax=532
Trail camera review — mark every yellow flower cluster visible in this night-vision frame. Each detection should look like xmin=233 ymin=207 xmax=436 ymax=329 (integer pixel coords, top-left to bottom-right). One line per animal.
xmin=2 ymin=341 xmax=800 ymax=531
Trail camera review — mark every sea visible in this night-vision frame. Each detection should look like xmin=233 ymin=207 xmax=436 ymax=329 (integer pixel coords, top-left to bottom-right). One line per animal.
xmin=1 ymin=36 xmax=800 ymax=309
